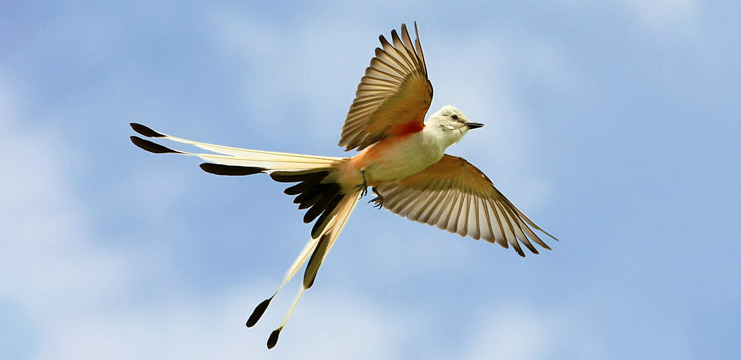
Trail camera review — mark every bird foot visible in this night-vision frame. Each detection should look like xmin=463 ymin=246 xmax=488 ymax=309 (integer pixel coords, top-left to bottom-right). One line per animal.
xmin=368 ymin=187 xmax=384 ymax=209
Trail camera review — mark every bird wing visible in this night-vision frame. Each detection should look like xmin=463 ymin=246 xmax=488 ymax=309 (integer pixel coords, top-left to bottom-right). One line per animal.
xmin=338 ymin=22 xmax=433 ymax=151
xmin=375 ymin=154 xmax=556 ymax=256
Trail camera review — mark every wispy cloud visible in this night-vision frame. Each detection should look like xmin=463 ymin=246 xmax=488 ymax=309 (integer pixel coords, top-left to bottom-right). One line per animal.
xmin=0 ymin=71 xmax=135 ymax=357
xmin=563 ymin=0 xmax=699 ymax=36
xmin=462 ymin=304 xmax=604 ymax=360
xmin=33 ymin=284 xmax=409 ymax=359
xmin=623 ymin=0 xmax=698 ymax=33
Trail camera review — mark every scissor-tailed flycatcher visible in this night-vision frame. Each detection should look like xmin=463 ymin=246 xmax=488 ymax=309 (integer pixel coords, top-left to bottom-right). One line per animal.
xmin=130 ymin=22 xmax=556 ymax=349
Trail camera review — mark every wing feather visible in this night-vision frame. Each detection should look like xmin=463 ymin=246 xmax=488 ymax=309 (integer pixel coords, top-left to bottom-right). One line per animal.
xmin=376 ymin=154 xmax=556 ymax=256
xmin=418 ymin=189 xmax=443 ymax=223
xmin=485 ymin=198 xmax=506 ymax=246
xmin=468 ymin=194 xmax=479 ymax=238
xmin=500 ymin=202 xmax=538 ymax=254
xmin=339 ymin=23 xmax=433 ymax=151
xmin=448 ymin=190 xmax=464 ymax=234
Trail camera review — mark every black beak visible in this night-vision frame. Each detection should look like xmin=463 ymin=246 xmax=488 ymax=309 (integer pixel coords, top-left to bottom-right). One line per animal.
xmin=466 ymin=122 xmax=484 ymax=130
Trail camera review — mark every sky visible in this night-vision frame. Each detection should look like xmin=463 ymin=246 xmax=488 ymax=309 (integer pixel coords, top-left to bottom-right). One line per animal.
xmin=1 ymin=0 xmax=740 ymax=359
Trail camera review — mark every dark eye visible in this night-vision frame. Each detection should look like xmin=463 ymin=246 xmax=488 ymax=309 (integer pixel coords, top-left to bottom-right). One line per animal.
xmin=451 ymin=114 xmax=459 ymax=120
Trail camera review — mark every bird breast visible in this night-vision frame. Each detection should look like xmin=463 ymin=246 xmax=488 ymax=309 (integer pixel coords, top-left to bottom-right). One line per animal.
xmin=350 ymin=129 xmax=444 ymax=184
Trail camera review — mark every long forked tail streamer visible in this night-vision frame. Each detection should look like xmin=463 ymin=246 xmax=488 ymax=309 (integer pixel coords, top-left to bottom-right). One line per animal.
xmin=264 ymin=192 xmax=361 ymax=349
xmin=129 ymin=123 xmax=343 ymax=171
xmin=245 ymin=235 xmax=322 ymax=328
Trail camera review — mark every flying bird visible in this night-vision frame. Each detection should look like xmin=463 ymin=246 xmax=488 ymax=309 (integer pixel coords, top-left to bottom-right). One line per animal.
xmin=130 ymin=22 xmax=556 ymax=349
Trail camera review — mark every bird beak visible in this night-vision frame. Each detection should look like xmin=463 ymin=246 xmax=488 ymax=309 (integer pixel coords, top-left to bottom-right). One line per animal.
xmin=466 ymin=122 xmax=484 ymax=130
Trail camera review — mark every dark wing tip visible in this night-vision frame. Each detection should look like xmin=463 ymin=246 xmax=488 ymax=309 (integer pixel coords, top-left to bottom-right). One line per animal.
xmin=267 ymin=328 xmax=282 ymax=349
xmin=130 ymin=123 xmax=165 ymax=138
xmin=246 ymin=297 xmax=273 ymax=328
xmin=130 ymin=136 xmax=181 ymax=154
xmin=200 ymin=163 xmax=265 ymax=176
xmin=510 ymin=240 xmax=526 ymax=257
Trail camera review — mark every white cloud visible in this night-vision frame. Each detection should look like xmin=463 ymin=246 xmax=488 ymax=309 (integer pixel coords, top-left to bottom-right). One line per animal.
xmin=623 ymin=0 xmax=697 ymax=32
xmin=0 ymin=73 xmax=131 ymax=304
xmin=30 ymin=283 xmax=410 ymax=360
xmin=563 ymin=0 xmax=699 ymax=35
xmin=0 ymin=71 xmax=137 ymax=357
xmin=462 ymin=304 xmax=604 ymax=360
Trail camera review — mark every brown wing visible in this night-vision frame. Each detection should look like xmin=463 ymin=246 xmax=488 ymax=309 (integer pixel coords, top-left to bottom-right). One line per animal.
xmin=375 ymin=155 xmax=556 ymax=257
xmin=339 ymin=22 xmax=433 ymax=151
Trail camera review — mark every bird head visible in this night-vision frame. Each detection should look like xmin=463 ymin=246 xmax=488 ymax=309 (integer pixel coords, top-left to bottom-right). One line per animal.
xmin=427 ymin=105 xmax=484 ymax=146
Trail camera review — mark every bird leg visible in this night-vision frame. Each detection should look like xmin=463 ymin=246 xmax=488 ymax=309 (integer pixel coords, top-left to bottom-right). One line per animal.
xmin=368 ymin=187 xmax=384 ymax=209
xmin=356 ymin=170 xmax=369 ymax=197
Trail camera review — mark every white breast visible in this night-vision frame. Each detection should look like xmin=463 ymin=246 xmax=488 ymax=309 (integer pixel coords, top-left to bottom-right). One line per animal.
xmin=363 ymin=128 xmax=446 ymax=183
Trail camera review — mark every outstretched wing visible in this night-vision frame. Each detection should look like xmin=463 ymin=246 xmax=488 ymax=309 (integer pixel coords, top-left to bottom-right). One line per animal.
xmin=339 ymin=22 xmax=433 ymax=151
xmin=375 ymin=155 xmax=556 ymax=256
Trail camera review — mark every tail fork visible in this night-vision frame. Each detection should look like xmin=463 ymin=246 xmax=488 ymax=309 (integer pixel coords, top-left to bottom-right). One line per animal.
xmin=129 ymin=123 xmax=362 ymax=349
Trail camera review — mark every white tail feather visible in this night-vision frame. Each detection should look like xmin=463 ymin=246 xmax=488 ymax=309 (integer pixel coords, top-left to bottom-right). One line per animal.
xmin=132 ymin=123 xmax=342 ymax=171
xmin=269 ymin=191 xmax=361 ymax=348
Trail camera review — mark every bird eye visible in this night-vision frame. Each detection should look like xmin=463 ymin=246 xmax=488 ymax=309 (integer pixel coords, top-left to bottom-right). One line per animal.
xmin=451 ymin=114 xmax=459 ymax=120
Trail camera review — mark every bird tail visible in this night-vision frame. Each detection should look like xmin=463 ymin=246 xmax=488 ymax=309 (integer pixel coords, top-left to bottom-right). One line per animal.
xmin=129 ymin=123 xmax=344 ymax=172
xmin=129 ymin=122 xmax=352 ymax=241
xmin=251 ymin=190 xmax=361 ymax=348
xmin=130 ymin=123 xmax=362 ymax=348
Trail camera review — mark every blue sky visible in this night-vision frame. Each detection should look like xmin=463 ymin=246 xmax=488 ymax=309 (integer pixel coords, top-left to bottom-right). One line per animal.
xmin=2 ymin=1 xmax=740 ymax=359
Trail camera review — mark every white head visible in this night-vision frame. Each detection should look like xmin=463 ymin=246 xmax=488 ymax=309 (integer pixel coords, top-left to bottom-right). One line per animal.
xmin=426 ymin=105 xmax=484 ymax=147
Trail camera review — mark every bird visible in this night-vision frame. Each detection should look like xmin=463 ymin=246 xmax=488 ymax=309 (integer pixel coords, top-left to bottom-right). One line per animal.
xmin=129 ymin=22 xmax=556 ymax=349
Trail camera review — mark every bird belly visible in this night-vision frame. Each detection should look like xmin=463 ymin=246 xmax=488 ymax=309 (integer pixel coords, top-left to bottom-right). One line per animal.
xmin=353 ymin=133 xmax=443 ymax=184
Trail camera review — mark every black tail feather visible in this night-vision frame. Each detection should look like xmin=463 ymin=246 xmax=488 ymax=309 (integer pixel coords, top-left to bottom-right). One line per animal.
xmin=284 ymin=180 xmax=319 ymax=196
xmin=200 ymin=163 xmax=265 ymax=176
xmin=246 ymin=296 xmax=273 ymax=328
xmin=270 ymin=171 xmax=326 ymax=183
xmin=294 ymin=190 xmax=322 ymax=210
xmin=304 ymin=232 xmax=331 ymax=289
xmin=311 ymin=194 xmax=344 ymax=238
xmin=303 ymin=190 xmax=339 ymax=224
xmin=130 ymin=136 xmax=181 ymax=154
xmin=130 ymin=123 xmax=166 ymax=138
xmin=270 ymin=170 xmax=343 ymax=239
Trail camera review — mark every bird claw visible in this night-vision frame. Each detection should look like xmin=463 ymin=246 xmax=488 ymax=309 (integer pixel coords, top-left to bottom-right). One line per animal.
xmin=368 ymin=187 xmax=384 ymax=209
